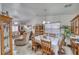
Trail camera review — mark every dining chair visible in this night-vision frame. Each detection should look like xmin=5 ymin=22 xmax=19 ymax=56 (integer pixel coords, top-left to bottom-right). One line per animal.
xmin=41 ymin=40 xmax=54 ymax=55
xmin=58 ymin=39 xmax=65 ymax=55
xmin=77 ymin=44 xmax=79 ymax=55
xmin=72 ymin=42 xmax=78 ymax=55
xmin=32 ymin=37 xmax=37 ymax=52
xmin=70 ymin=39 xmax=78 ymax=55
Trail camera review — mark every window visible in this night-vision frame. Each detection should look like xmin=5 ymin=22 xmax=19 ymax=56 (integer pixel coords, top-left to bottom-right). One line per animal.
xmin=45 ymin=23 xmax=60 ymax=34
xmin=12 ymin=26 xmax=18 ymax=32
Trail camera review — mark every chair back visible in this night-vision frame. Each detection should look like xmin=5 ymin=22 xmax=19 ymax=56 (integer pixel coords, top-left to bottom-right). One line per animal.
xmin=59 ymin=39 xmax=64 ymax=49
xmin=41 ymin=40 xmax=52 ymax=55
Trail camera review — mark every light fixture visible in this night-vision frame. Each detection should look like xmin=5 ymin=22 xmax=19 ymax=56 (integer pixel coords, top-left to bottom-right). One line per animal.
xmin=42 ymin=9 xmax=47 ymax=24
xmin=47 ymin=21 xmax=50 ymax=24
xmin=64 ymin=4 xmax=72 ymax=8
xmin=14 ymin=22 xmax=18 ymax=25
xmin=43 ymin=21 xmax=45 ymax=24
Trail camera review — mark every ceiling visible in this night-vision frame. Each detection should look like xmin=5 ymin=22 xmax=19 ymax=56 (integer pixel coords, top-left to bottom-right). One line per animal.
xmin=1 ymin=3 xmax=79 ymax=25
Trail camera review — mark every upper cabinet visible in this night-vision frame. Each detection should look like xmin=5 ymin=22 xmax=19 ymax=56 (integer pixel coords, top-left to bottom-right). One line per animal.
xmin=71 ymin=15 xmax=79 ymax=35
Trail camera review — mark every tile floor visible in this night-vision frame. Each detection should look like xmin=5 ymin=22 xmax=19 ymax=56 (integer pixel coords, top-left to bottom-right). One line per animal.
xmin=15 ymin=40 xmax=42 ymax=55
xmin=15 ymin=40 xmax=73 ymax=55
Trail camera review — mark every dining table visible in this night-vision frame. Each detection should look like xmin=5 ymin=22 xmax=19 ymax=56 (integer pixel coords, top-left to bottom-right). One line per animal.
xmin=34 ymin=35 xmax=63 ymax=55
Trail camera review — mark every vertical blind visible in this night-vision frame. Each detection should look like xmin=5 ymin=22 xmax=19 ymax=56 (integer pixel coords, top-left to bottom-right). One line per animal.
xmin=12 ymin=26 xmax=18 ymax=32
xmin=45 ymin=23 xmax=60 ymax=34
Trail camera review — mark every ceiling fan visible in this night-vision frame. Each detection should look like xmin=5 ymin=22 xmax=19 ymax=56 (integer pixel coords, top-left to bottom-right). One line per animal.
xmin=64 ymin=4 xmax=72 ymax=8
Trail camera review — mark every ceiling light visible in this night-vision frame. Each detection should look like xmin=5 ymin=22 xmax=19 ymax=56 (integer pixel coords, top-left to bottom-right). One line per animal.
xmin=47 ymin=21 xmax=50 ymax=24
xmin=43 ymin=21 xmax=45 ymax=24
xmin=14 ymin=22 xmax=18 ymax=25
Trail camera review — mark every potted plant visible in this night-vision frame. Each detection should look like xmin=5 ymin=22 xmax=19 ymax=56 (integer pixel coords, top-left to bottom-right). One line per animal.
xmin=61 ymin=25 xmax=71 ymax=46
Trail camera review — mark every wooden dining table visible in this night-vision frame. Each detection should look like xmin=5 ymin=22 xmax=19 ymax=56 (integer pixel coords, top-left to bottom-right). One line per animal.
xmin=34 ymin=35 xmax=63 ymax=55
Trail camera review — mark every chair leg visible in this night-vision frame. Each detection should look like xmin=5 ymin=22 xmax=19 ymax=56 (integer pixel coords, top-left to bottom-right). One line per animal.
xmin=78 ymin=47 xmax=79 ymax=55
xmin=42 ymin=53 xmax=43 ymax=55
xmin=32 ymin=47 xmax=33 ymax=50
xmin=74 ymin=49 xmax=76 ymax=55
xmin=42 ymin=51 xmax=44 ymax=55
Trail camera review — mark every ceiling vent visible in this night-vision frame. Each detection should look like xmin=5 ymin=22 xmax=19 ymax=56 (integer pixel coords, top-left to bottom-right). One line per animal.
xmin=64 ymin=4 xmax=72 ymax=8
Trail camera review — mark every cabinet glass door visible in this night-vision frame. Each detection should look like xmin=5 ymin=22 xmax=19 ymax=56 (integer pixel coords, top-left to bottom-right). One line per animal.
xmin=3 ymin=23 xmax=10 ymax=54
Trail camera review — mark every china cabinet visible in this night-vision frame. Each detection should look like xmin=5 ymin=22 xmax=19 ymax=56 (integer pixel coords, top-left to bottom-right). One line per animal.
xmin=0 ymin=15 xmax=13 ymax=55
xmin=71 ymin=15 xmax=79 ymax=55
xmin=71 ymin=15 xmax=79 ymax=35
xmin=35 ymin=24 xmax=44 ymax=35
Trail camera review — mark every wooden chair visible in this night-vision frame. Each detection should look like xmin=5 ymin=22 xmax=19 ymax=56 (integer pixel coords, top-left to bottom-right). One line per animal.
xmin=70 ymin=39 xmax=78 ymax=55
xmin=59 ymin=39 xmax=64 ymax=48
xmin=58 ymin=39 xmax=65 ymax=55
xmin=41 ymin=40 xmax=54 ymax=55
xmin=77 ymin=44 xmax=79 ymax=55
xmin=72 ymin=41 xmax=78 ymax=55
xmin=70 ymin=39 xmax=73 ymax=50
xmin=32 ymin=37 xmax=38 ymax=52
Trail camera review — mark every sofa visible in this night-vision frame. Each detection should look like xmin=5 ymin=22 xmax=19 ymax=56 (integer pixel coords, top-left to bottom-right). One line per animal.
xmin=14 ymin=33 xmax=27 ymax=46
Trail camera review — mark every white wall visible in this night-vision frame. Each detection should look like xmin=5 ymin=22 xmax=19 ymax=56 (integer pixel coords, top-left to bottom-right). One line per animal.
xmin=0 ymin=4 xmax=1 ymax=55
xmin=0 ymin=4 xmax=2 ymax=11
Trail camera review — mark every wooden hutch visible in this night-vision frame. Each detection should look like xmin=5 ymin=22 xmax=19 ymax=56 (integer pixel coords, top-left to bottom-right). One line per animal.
xmin=71 ymin=15 xmax=79 ymax=35
xmin=0 ymin=15 xmax=13 ymax=55
xmin=71 ymin=15 xmax=79 ymax=55
xmin=35 ymin=24 xmax=44 ymax=35
xmin=32 ymin=24 xmax=44 ymax=52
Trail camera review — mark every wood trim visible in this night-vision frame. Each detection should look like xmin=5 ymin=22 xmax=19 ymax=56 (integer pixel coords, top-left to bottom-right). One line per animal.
xmin=0 ymin=15 xmax=12 ymax=23
xmin=71 ymin=15 xmax=79 ymax=35
xmin=9 ymin=20 xmax=13 ymax=55
xmin=0 ymin=26 xmax=2 ymax=55
xmin=0 ymin=15 xmax=13 ymax=55
xmin=0 ymin=24 xmax=5 ymax=55
xmin=78 ymin=45 xmax=79 ymax=55
xmin=71 ymin=15 xmax=79 ymax=22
